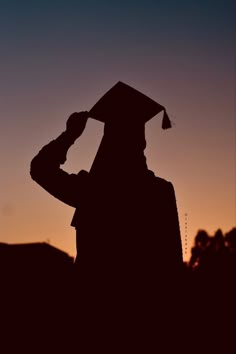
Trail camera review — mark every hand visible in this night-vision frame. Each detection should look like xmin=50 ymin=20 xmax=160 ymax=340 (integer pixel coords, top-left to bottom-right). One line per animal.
xmin=66 ymin=111 xmax=89 ymax=139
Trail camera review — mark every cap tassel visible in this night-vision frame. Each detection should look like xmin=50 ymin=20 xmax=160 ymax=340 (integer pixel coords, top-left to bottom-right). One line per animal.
xmin=162 ymin=109 xmax=172 ymax=129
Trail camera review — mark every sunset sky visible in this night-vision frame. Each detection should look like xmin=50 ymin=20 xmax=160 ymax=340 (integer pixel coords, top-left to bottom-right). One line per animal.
xmin=1 ymin=0 xmax=235 ymax=261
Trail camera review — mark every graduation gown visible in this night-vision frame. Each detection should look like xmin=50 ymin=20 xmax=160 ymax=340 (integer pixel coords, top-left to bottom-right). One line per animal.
xmin=30 ymin=130 xmax=183 ymax=351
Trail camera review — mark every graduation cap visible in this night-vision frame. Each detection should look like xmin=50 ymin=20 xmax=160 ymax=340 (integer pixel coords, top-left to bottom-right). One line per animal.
xmin=89 ymin=81 xmax=171 ymax=129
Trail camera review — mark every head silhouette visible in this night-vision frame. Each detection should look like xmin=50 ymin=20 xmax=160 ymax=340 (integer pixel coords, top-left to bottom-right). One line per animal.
xmin=88 ymin=81 xmax=172 ymax=178
xmin=90 ymin=119 xmax=148 ymax=178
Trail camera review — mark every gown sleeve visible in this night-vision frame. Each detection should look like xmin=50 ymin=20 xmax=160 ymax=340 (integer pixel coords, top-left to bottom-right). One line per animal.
xmin=30 ymin=131 xmax=88 ymax=208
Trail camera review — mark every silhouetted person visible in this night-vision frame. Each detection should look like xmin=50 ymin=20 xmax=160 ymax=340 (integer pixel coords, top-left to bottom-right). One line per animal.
xmin=30 ymin=82 xmax=183 ymax=351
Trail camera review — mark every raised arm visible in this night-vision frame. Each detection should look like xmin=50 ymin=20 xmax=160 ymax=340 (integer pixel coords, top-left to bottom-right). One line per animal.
xmin=30 ymin=112 xmax=89 ymax=208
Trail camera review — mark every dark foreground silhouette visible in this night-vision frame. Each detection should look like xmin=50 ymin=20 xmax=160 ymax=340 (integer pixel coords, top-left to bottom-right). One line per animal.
xmin=2 ymin=83 xmax=234 ymax=352
xmin=1 ymin=229 xmax=235 ymax=353
xmin=29 ymin=85 xmax=183 ymax=351
xmin=186 ymin=228 xmax=236 ymax=354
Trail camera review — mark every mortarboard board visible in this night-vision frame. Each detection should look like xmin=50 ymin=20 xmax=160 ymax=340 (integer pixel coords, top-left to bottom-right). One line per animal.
xmin=89 ymin=81 xmax=171 ymax=129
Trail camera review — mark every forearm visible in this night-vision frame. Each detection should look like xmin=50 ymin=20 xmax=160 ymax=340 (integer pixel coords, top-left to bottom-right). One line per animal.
xmin=30 ymin=130 xmax=77 ymax=179
xmin=30 ymin=131 xmax=82 ymax=207
xmin=30 ymin=112 xmax=89 ymax=207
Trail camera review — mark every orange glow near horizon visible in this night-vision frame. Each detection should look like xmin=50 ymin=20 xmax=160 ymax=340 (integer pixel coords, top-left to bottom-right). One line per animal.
xmin=1 ymin=114 xmax=235 ymax=262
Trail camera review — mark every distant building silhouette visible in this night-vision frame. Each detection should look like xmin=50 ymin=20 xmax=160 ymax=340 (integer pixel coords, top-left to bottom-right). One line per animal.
xmin=1 ymin=242 xmax=76 ymax=351
xmin=0 ymin=241 xmax=73 ymax=274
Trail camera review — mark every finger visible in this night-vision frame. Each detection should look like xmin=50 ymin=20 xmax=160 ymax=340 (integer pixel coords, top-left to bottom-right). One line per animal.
xmin=77 ymin=111 xmax=89 ymax=119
